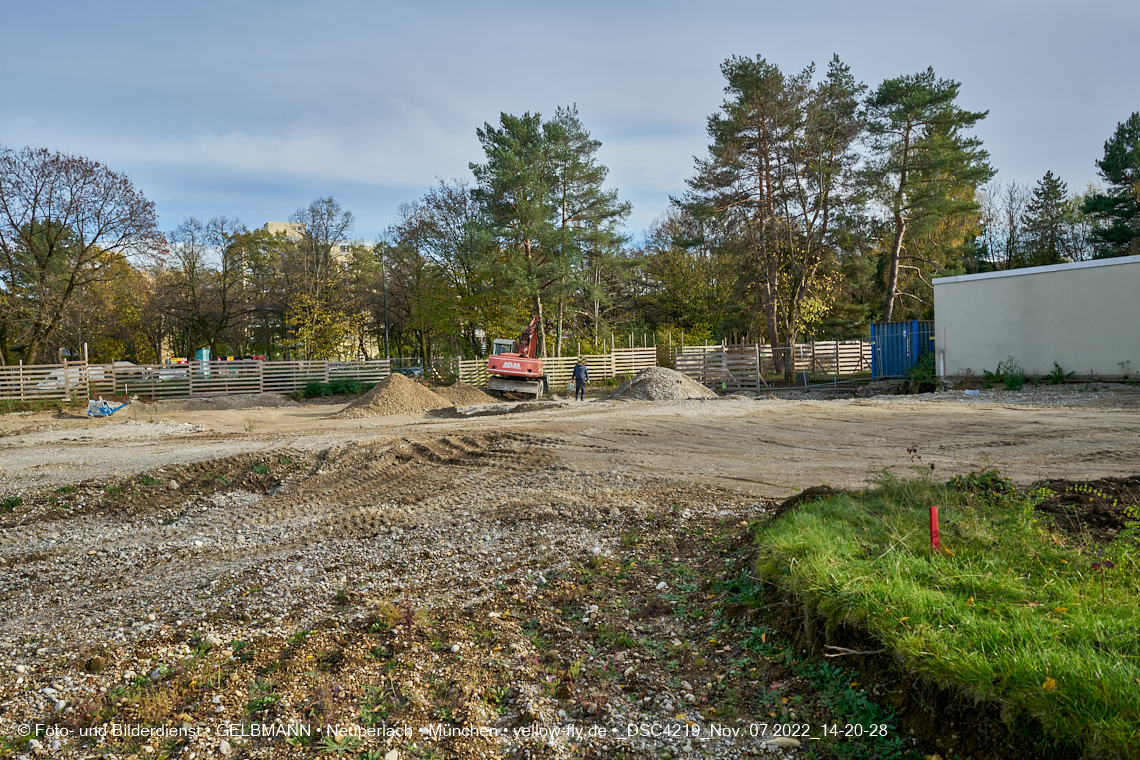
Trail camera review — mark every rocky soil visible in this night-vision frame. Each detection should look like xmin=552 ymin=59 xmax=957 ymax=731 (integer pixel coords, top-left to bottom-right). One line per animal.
xmin=2 ymin=385 xmax=1140 ymax=759
xmin=0 ymin=434 xmax=867 ymax=760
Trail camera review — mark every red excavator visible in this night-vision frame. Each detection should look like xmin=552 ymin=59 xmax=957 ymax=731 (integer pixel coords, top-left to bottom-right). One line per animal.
xmin=486 ymin=314 xmax=549 ymax=398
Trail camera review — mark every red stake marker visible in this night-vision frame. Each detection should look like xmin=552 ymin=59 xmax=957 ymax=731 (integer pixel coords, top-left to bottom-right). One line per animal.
xmin=930 ymin=505 xmax=940 ymax=550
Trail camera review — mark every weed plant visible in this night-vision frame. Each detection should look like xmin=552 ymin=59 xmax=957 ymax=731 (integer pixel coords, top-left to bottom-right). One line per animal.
xmin=905 ymin=352 xmax=937 ymax=392
xmin=753 ymin=471 xmax=1140 ymax=758
xmin=1046 ymin=362 xmax=1075 ymax=385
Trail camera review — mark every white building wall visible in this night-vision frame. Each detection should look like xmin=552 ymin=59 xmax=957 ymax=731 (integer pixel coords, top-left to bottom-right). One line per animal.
xmin=932 ymin=255 xmax=1140 ymax=379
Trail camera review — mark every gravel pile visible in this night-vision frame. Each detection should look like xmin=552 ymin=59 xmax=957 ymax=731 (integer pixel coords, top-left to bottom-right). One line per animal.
xmin=609 ymin=366 xmax=718 ymax=401
xmin=433 ymin=381 xmax=497 ymax=406
xmin=330 ymin=372 xmax=453 ymax=418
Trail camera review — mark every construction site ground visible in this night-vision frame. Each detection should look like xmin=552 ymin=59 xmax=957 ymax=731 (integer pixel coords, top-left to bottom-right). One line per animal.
xmin=1 ymin=383 xmax=1139 ymax=760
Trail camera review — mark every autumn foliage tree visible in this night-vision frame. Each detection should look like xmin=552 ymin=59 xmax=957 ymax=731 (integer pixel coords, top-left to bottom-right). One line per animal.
xmin=0 ymin=145 xmax=163 ymax=364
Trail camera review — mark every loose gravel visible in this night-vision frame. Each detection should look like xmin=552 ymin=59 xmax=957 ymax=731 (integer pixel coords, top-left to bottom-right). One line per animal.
xmin=609 ymin=367 xmax=718 ymax=401
xmin=0 ymin=434 xmax=835 ymax=759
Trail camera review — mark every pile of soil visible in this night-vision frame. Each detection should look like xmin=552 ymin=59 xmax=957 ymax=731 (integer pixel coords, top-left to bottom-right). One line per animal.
xmin=1034 ymin=475 xmax=1140 ymax=541
xmin=608 ymin=366 xmax=718 ymax=401
xmin=433 ymin=381 xmax=497 ymax=406
xmin=330 ymin=372 xmax=453 ymax=418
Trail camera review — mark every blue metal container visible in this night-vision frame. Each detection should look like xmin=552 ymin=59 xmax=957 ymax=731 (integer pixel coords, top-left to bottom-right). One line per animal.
xmin=870 ymin=321 xmax=934 ymax=377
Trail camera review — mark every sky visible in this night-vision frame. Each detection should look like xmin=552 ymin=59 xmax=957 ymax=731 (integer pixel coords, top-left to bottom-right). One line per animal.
xmin=3 ymin=0 xmax=1138 ymax=242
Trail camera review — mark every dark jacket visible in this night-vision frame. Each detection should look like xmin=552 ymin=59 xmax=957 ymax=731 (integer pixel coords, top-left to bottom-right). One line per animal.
xmin=572 ymin=364 xmax=589 ymax=382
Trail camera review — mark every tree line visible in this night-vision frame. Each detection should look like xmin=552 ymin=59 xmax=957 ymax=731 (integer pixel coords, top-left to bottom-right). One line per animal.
xmin=1 ymin=61 xmax=1136 ymax=366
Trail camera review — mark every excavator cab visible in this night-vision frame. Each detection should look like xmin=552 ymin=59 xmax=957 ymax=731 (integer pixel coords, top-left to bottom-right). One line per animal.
xmin=491 ymin=339 xmax=517 ymax=356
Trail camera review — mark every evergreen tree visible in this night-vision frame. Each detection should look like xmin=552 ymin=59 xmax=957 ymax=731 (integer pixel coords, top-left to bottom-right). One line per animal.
xmin=545 ymin=106 xmax=631 ymax=355
xmin=470 ymin=109 xmax=629 ymax=357
xmin=1018 ymin=171 xmax=1072 ymax=267
xmin=681 ymin=55 xmax=864 ymax=357
xmin=470 ymin=112 xmax=558 ymax=355
xmin=1083 ymin=112 xmax=1140 ymax=259
xmin=864 ymin=68 xmax=993 ymax=322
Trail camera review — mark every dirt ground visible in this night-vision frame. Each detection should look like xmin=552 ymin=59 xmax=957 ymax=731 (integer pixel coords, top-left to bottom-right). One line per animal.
xmin=1 ymin=385 xmax=1139 ymax=759
xmin=3 ymin=385 xmax=1140 ymax=499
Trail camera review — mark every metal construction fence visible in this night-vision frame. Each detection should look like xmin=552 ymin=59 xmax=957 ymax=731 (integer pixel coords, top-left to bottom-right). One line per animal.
xmin=453 ymin=348 xmax=658 ymax=388
xmin=672 ymin=341 xmax=873 ymax=391
xmin=0 ymin=359 xmax=393 ymax=402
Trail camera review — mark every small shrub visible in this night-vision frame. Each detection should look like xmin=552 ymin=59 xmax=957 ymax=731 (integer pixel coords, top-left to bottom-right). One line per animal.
xmin=906 ymin=351 xmax=937 ymax=392
xmin=0 ymin=496 xmax=21 ymax=513
xmin=1046 ymin=362 xmax=1074 ymax=385
xmin=995 ymin=356 xmax=1026 ymax=391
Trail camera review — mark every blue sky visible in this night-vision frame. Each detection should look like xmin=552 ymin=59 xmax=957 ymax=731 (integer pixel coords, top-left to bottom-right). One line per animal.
xmin=3 ymin=0 xmax=1137 ymax=241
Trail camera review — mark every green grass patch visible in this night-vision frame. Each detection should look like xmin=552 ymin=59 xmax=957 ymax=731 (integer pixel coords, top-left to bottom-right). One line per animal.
xmin=753 ymin=471 xmax=1140 ymax=758
xmin=0 ymin=398 xmax=77 ymax=415
xmin=0 ymin=496 xmax=21 ymax=513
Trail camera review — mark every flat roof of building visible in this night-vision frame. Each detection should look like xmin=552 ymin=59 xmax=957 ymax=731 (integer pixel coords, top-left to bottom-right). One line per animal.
xmin=933 ymin=254 xmax=1140 ymax=285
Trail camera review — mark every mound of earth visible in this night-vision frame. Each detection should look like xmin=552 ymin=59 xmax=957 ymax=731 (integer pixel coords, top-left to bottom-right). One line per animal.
xmin=609 ymin=366 xmax=718 ymax=401
xmin=330 ymin=372 xmax=453 ymax=418
xmin=1034 ymin=475 xmax=1140 ymax=541
xmin=136 ymin=393 xmax=299 ymax=412
xmin=434 ymin=381 xmax=497 ymax=405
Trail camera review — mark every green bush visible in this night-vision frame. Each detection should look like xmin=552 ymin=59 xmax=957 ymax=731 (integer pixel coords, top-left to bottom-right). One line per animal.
xmin=906 ymin=351 xmax=937 ymax=392
xmin=997 ymin=357 xmax=1025 ymax=390
xmin=301 ymin=378 xmax=370 ymax=398
xmin=986 ymin=356 xmax=1026 ymax=391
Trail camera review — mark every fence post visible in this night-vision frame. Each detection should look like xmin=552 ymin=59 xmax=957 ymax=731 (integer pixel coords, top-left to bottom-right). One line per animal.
xmin=754 ymin=344 xmax=761 ymax=391
xmin=188 ymin=361 xmax=194 ymax=397
xmin=18 ymin=361 xmax=24 ymax=402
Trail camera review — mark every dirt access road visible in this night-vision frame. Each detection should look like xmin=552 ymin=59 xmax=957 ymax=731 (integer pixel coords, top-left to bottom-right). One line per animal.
xmin=2 ymin=385 xmax=1139 ymax=499
xmin=1 ymin=385 xmax=1138 ymax=760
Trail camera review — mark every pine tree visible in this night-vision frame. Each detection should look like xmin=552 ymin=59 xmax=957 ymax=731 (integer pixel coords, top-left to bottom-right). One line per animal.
xmin=470 ymin=109 xmax=629 ymax=357
xmin=545 ymin=106 xmax=631 ymax=355
xmin=864 ymin=68 xmax=993 ymax=322
xmin=1018 ymin=171 xmax=1072 ymax=267
xmin=1083 ymin=112 xmax=1140 ymax=259
xmin=680 ymin=55 xmax=864 ymax=356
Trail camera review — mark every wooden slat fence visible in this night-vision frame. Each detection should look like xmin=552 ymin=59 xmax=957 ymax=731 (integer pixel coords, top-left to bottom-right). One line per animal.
xmin=0 ymin=359 xmax=392 ymax=402
xmin=0 ymin=361 xmax=91 ymax=402
xmin=673 ymin=341 xmax=873 ymax=390
xmin=456 ymin=347 xmax=657 ymax=388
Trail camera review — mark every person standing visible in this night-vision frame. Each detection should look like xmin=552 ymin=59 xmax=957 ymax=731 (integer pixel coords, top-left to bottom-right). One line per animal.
xmin=572 ymin=361 xmax=589 ymax=401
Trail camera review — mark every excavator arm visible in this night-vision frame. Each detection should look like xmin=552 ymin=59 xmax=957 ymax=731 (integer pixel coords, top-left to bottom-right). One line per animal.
xmin=516 ymin=314 xmax=540 ymax=359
